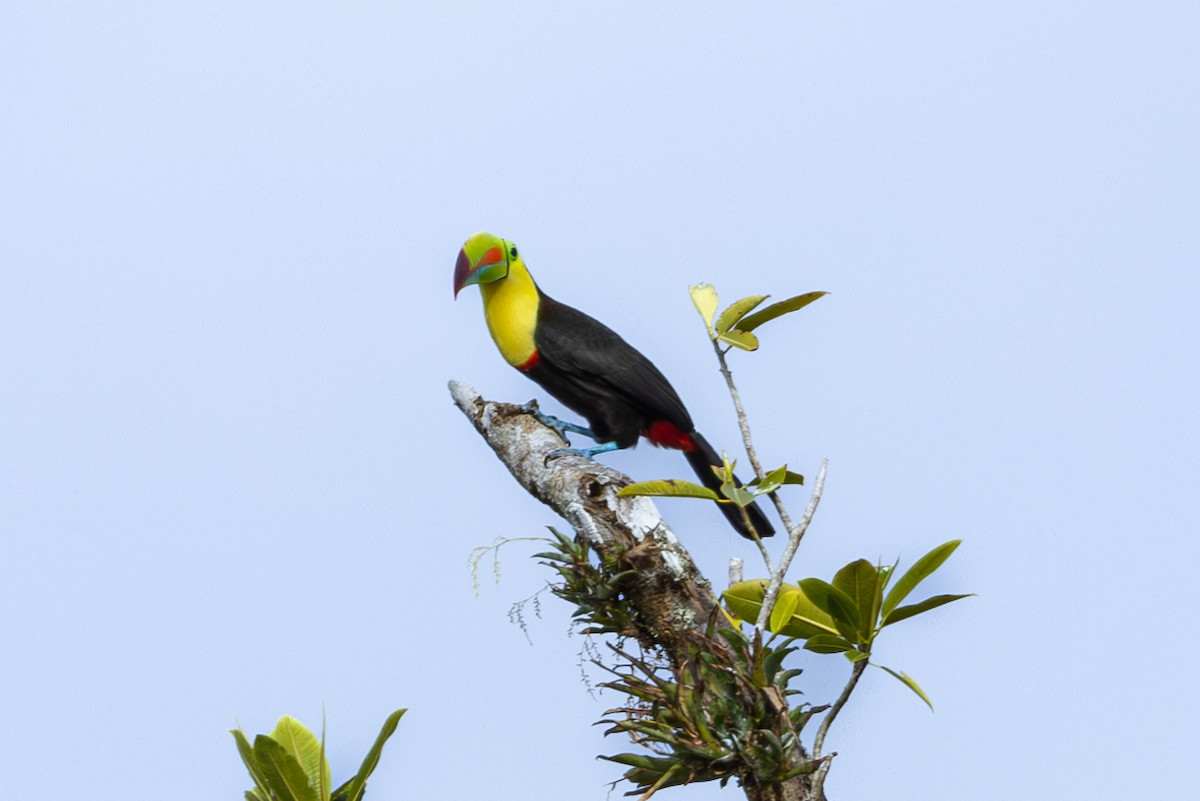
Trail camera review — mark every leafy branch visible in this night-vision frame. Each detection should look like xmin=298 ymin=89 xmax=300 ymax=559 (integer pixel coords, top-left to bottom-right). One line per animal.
xmin=233 ymin=710 xmax=405 ymax=801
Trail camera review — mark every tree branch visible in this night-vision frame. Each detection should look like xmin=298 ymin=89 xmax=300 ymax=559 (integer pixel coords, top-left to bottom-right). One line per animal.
xmin=451 ymin=380 xmax=831 ymax=801
xmin=450 ymin=380 xmax=717 ymax=660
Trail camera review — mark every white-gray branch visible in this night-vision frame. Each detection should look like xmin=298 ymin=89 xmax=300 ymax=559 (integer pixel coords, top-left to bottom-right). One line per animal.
xmin=449 ymin=380 xmax=718 ymax=657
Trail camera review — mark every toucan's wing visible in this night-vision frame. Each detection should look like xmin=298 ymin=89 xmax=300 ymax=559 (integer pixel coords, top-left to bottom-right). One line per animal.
xmin=534 ymin=293 xmax=693 ymax=430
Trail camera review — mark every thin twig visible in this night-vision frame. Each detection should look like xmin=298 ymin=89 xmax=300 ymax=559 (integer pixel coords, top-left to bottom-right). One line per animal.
xmin=711 ymin=340 xmax=766 ymax=480
xmin=709 ymin=337 xmax=830 ymax=631
xmin=813 ymin=655 xmax=868 ymax=757
xmin=755 ymin=459 xmax=828 ymax=632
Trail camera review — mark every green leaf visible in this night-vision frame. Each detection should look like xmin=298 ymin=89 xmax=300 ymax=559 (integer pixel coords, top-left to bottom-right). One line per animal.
xmin=832 ymin=560 xmax=880 ymax=640
xmin=269 ymin=717 xmax=330 ymax=801
xmin=782 ymin=470 xmax=805 ymax=486
xmin=719 ymin=482 xmax=757 ymax=507
xmin=737 ymin=291 xmax=828 ymax=332
xmin=775 ymin=590 xmax=840 ymax=639
xmin=254 ymin=736 xmax=319 ymax=801
xmin=881 ymin=540 xmax=962 ymax=620
xmin=798 ymin=578 xmax=863 ymax=642
xmin=723 ymin=581 xmax=839 ymax=639
xmin=769 ymin=586 xmax=801 ymax=633
xmin=338 ymin=709 xmax=406 ymax=801
xmin=802 ymin=634 xmax=854 ymax=654
xmin=231 ymin=729 xmax=272 ymax=800
xmin=716 ymin=294 xmax=769 ymax=335
xmin=690 ymin=283 xmax=719 ymax=333
xmin=876 ymin=665 xmax=934 ymax=710
xmin=718 ymin=329 xmax=760 ymax=351
xmin=882 ymin=593 xmax=975 ymax=627
xmin=753 ymin=464 xmax=789 ymax=495
xmin=617 ymin=479 xmax=720 ymax=501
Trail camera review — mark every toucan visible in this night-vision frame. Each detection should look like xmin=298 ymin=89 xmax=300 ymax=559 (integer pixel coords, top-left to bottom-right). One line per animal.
xmin=454 ymin=232 xmax=774 ymax=541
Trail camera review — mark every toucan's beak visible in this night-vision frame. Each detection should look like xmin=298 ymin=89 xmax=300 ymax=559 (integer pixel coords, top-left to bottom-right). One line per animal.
xmin=453 ymin=246 xmax=506 ymax=298
xmin=453 ymin=248 xmax=472 ymax=298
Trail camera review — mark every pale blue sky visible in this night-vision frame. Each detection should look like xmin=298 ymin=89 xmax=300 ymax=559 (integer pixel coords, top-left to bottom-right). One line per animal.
xmin=2 ymin=3 xmax=1197 ymax=799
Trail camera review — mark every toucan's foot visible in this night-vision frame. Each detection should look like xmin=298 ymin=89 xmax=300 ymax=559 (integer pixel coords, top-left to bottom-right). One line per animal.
xmin=521 ymin=401 xmax=597 ymax=441
xmin=544 ymin=441 xmax=620 ymax=465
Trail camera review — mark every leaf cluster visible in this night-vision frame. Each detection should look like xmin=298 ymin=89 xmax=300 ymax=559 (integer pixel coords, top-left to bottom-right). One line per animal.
xmin=618 ymin=461 xmax=804 ymax=509
xmin=232 ymin=710 xmax=405 ymax=801
xmin=724 ymin=540 xmax=971 ymax=708
xmin=599 ymin=625 xmax=822 ymax=798
xmin=536 ymin=527 xmax=641 ymax=640
xmin=691 ymin=284 xmax=827 ymax=352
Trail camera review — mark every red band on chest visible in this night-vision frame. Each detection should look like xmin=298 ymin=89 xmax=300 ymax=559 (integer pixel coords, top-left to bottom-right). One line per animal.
xmin=517 ymin=350 xmax=540 ymax=371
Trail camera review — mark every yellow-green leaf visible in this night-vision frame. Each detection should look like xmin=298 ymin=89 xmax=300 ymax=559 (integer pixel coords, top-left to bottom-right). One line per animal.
xmin=881 ymin=539 xmax=963 ymax=620
xmin=799 ymin=578 xmax=863 ymax=642
xmin=753 ymin=464 xmax=789 ymax=495
xmin=690 ymin=283 xmax=719 ymax=334
xmin=269 ymin=717 xmax=329 ymax=801
xmin=719 ymin=329 xmax=760 ymax=351
xmin=254 ymin=736 xmax=318 ymax=801
xmin=802 ymin=634 xmax=854 ymax=654
xmin=877 ymin=665 xmax=934 ymax=710
xmin=737 ymin=291 xmax=828 ymax=332
xmin=618 ymin=479 xmax=721 ymax=501
xmin=832 ymin=560 xmax=880 ymax=640
xmin=770 ymin=586 xmax=801 ymax=633
xmin=882 ymin=593 xmax=975 ymax=627
xmin=716 ymin=294 xmax=769 ymax=336
xmin=723 ymin=580 xmax=839 ymax=639
xmin=720 ymin=482 xmax=757 ymax=507
xmin=338 ymin=709 xmax=406 ymax=801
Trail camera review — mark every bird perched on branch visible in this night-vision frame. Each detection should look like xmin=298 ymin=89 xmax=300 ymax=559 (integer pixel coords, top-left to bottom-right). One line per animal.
xmin=451 ymin=231 xmax=777 ymax=541
xmin=453 ymin=232 xmax=774 ymax=541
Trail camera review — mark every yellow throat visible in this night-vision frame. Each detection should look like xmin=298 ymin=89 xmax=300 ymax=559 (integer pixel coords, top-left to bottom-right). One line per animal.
xmin=480 ymin=255 xmax=540 ymax=368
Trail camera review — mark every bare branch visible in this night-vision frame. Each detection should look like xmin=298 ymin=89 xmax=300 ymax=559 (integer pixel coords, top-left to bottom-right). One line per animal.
xmin=813 ymin=656 xmax=868 ymax=758
xmin=754 ymin=459 xmax=829 ymax=631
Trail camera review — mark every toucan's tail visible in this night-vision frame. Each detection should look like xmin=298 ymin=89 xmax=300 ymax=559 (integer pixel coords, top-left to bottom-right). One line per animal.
xmin=684 ymin=432 xmax=776 ymax=540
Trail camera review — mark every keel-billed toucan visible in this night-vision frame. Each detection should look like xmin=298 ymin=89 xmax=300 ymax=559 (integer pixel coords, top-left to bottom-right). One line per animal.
xmin=454 ymin=232 xmax=774 ymax=540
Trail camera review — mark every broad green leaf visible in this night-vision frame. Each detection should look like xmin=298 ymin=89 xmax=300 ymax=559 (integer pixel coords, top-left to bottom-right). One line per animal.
xmin=718 ymin=329 xmax=760 ymax=351
xmin=723 ymin=581 xmax=838 ymax=639
xmin=877 ymin=665 xmax=934 ymax=710
xmin=882 ymin=593 xmax=975 ymax=627
xmin=832 ymin=560 xmax=879 ymax=640
xmin=799 ymin=578 xmax=862 ymax=642
xmin=803 ymin=634 xmax=854 ymax=654
xmin=753 ymin=464 xmax=789 ymax=495
xmin=881 ymin=540 xmax=962 ymax=619
xmin=720 ymin=482 xmax=757 ymax=508
xmin=617 ymin=479 xmax=720 ymax=501
xmin=769 ymin=586 xmax=801 ymax=633
xmin=737 ymin=291 xmax=828 ymax=332
xmin=254 ymin=736 xmax=318 ymax=801
xmin=231 ymin=729 xmax=272 ymax=800
xmin=690 ymin=283 xmax=719 ymax=333
xmin=775 ymin=588 xmax=840 ymax=639
xmin=338 ymin=708 xmax=406 ymax=801
xmin=270 ymin=717 xmax=330 ymax=801
xmin=782 ymin=470 xmax=805 ymax=486
xmin=846 ymin=649 xmax=869 ymax=663
xmin=716 ymin=294 xmax=769 ymax=335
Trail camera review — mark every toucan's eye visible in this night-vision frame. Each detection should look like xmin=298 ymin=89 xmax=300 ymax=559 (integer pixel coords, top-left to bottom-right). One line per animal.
xmin=509 ymin=246 xmax=518 ymax=259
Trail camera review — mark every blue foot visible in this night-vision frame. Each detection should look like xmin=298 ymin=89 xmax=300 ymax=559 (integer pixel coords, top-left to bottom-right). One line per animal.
xmin=544 ymin=441 xmax=621 ymax=465
xmin=522 ymin=401 xmax=598 ymax=441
